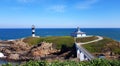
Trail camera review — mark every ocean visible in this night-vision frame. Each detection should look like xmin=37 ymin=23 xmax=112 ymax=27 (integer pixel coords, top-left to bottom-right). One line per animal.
xmin=0 ymin=28 xmax=120 ymax=41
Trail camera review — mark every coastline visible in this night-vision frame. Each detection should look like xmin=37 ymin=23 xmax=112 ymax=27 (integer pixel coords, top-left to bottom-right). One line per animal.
xmin=0 ymin=35 xmax=120 ymax=66
xmin=0 ymin=36 xmax=76 ymax=62
xmin=0 ymin=28 xmax=120 ymax=41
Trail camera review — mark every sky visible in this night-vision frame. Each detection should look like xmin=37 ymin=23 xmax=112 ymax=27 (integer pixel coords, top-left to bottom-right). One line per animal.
xmin=0 ymin=0 xmax=120 ymax=28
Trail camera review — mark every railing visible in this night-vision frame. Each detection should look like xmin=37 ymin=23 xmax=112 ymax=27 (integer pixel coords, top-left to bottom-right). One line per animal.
xmin=75 ymin=43 xmax=95 ymax=60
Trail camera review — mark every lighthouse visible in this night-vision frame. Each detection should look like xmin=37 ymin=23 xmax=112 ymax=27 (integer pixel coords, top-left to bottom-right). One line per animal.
xmin=73 ymin=27 xmax=86 ymax=37
xmin=32 ymin=25 xmax=35 ymax=37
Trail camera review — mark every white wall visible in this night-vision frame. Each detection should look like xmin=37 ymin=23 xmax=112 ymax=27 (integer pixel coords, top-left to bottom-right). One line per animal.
xmin=80 ymin=52 xmax=85 ymax=61
xmin=77 ymin=34 xmax=86 ymax=37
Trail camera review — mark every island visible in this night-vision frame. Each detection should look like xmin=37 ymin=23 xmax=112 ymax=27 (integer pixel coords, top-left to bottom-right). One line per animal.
xmin=0 ymin=36 xmax=120 ymax=66
xmin=0 ymin=36 xmax=120 ymax=60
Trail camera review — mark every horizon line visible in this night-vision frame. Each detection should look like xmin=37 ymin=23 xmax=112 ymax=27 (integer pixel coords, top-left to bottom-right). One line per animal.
xmin=0 ymin=27 xmax=120 ymax=29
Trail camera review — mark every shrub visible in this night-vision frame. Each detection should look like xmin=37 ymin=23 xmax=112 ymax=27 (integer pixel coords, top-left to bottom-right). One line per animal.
xmin=22 ymin=60 xmax=47 ymax=66
xmin=16 ymin=59 xmax=120 ymax=66
xmin=2 ymin=63 xmax=12 ymax=66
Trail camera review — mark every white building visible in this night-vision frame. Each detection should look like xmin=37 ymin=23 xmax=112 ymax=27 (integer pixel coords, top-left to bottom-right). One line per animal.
xmin=73 ymin=27 xmax=86 ymax=37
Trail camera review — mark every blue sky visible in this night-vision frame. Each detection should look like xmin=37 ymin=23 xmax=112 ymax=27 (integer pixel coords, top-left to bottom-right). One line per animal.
xmin=0 ymin=0 xmax=120 ymax=28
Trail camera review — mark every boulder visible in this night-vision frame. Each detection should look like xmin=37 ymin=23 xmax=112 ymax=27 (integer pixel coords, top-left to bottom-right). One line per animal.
xmin=0 ymin=52 xmax=4 ymax=57
xmin=29 ymin=42 xmax=57 ymax=57
xmin=10 ymin=39 xmax=30 ymax=51
xmin=7 ymin=54 xmax=19 ymax=60
xmin=4 ymin=49 xmax=11 ymax=54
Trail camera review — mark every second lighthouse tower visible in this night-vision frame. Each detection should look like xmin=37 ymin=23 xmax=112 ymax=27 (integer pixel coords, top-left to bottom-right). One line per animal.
xmin=32 ymin=25 xmax=35 ymax=37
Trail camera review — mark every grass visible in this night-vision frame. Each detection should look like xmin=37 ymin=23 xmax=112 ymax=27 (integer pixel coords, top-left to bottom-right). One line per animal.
xmin=76 ymin=36 xmax=98 ymax=43
xmin=23 ymin=37 xmax=44 ymax=46
xmin=43 ymin=36 xmax=74 ymax=49
xmin=23 ymin=36 xmax=74 ymax=49
xmin=23 ymin=36 xmax=120 ymax=55
xmin=82 ymin=37 xmax=120 ymax=54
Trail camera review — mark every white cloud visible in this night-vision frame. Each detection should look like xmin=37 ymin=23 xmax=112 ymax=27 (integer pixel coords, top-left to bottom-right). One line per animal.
xmin=47 ymin=5 xmax=67 ymax=13
xmin=2 ymin=0 xmax=99 ymax=11
xmin=75 ymin=0 xmax=99 ymax=9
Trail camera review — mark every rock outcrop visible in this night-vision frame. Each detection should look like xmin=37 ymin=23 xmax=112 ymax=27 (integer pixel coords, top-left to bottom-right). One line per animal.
xmin=0 ymin=39 xmax=75 ymax=61
xmin=29 ymin=42 xmax=57 ymax=57
xmin=0 ymin=39 xmax=30 ymax=55
xmin=7 ymin=54 xmax=20 ymax=60
xmin=0 ymin=39 xmax=31 ymax=60
xmin=10 ymin=39 xmax=30 ymax=52
xmin=0 ymin=39 xmax=59 ymax=61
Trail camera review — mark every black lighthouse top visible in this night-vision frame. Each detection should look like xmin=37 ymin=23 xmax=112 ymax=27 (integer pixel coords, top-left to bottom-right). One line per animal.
xmin=32 ymin=25 xmax=35 ymax=29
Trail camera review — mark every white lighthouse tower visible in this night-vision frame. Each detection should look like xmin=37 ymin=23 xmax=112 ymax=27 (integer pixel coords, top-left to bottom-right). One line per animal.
xmin=73 ymin=27 xmax=86 ymax=37
xmin=32 ymin=25 xmax=35 ymax=37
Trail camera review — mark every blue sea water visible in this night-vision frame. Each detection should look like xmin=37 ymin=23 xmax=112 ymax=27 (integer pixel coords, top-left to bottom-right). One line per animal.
xmin=0 ymin=28 xmax=120 ymax=41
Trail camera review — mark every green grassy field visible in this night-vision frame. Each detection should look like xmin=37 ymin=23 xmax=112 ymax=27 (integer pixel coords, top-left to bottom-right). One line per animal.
xmin=23 ymin=36 xmax=74 ymax=49
xmin=76 ymin=36 xmax=98 ymax=43
xmin=82 ymin=37 xmax=120 ymax=54
xmin=23 ymin=36 xmax=120 ymax=54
